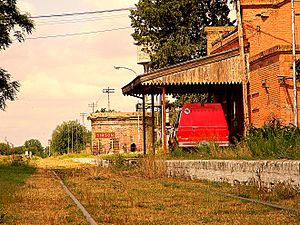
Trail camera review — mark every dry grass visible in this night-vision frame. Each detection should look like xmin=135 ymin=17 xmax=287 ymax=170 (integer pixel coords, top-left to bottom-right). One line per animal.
xmin=136 ymin=155 xmax=167 ymax=178
xmin=3 ymin=168 xmax=88 ymax=225
xmin=1 ymin=156 xmax=299 ymax=224
xmin=57 ymin=163 xmax=300 ymax=225
xmin=0 ymin=156 xmax=88 ymax=225
xmin=35 ymin=156 xmax=84 ymax=169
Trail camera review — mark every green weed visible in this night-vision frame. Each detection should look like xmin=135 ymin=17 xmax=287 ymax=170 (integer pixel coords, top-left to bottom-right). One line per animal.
xmin=169 ymin=120 xmax=300 ymax=160
xmin=244 ymin=120 xmax=300 ymax=159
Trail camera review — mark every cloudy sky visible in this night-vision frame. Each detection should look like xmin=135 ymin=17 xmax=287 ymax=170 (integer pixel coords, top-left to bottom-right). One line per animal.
xmin=0 ymin=0 xmax=235 ymax=147
xmin=0 ymin=0 xmax=142 ymax=146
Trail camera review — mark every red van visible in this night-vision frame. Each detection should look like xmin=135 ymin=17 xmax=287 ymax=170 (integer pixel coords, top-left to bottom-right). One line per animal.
xmin=169 ymin=103 xmax=229 ymax=148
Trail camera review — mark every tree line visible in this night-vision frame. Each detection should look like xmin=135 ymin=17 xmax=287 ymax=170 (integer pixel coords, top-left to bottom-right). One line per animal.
xmin=0 ymin=120 xmax=91 ymax=157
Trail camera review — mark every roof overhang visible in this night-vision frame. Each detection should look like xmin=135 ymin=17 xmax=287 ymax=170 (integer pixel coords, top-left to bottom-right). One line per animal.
xmin=122 ymin=48 xmax=243 ymax=96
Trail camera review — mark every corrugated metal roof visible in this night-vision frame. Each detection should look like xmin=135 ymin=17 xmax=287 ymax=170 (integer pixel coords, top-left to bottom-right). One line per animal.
xmin=143 ymin=53 xmax=242 ymax=86
xmin=122 ymin=48 xmax=243 ymax=95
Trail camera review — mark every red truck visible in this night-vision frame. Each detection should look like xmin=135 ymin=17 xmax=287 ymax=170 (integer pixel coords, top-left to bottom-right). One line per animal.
xmin=169 ymin=103 xmax=229 ymax=149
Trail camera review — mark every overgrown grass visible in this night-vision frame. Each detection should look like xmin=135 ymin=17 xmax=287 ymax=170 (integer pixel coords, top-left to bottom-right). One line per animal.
xmin=230 ymin=180 xmax=300 ymax=210
xmin=244 ymin=120 xmax=300 ymax=159
xmin=135 ymin=155 xmax=167 ymax=178
xmin=0 ymin=156 xmax=88 ymax=224
xmin=0 ymin=156 xmax=36 ymax=223
xmin=1 ymin=156 xmax=298 ymax=224
xmin=169 ymin=120 xmax=300 ymax=160
xmin=57 ymin=162 xmax=299 ymax=224
xmin=168 ymin=143 xmax=253 ymax=160
xmin=57 ymin=153 xmax=94 ymax=160
xmin=56 ymin=151 xmax=142 ymax=160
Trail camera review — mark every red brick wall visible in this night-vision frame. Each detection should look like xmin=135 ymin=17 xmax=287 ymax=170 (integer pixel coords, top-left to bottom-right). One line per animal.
xmin=242 ymin=1 xmax=300 ymax=58
xmin=249 ymin=54 xmax=281 ymax=126
xmin=204 ymin=1 xmax=300 ymax=128
xmin=278 ymin=54 xmax=300 ymax=125
xmin=244 ymin=1 xmax=300 ymax=127
xmin=249 ymin=52 xmax=300 ymax=127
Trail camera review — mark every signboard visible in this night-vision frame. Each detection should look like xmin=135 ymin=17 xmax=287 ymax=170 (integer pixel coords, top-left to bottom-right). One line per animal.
xmin=96 ymin=132 xmax=115 ymax=139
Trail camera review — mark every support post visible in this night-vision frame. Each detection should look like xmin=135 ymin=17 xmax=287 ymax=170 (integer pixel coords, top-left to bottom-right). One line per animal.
xmin=236 ymin=0 xmax=250 ymax=132
xmin=143 ymin=94 xmax=146 ymax=155
xmin=151 ymin=94 xmax=155 ymax=155
xmin=292 ymin=0 xmax=298 ymax=127
xmin=91 ymin=133 xmax=93 ymax=155
xmin=162 ymin=86 xmax=167 ymax=157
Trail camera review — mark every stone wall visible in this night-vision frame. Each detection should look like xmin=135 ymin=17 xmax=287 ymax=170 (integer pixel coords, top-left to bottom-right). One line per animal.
xmin=166 ymin=160 xmax=300 ymax=188
xmin=73 ymin=158 xmax=300 ymax=189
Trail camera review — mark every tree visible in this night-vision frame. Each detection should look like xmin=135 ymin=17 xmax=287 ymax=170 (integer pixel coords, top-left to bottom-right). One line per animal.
xmin=130 ymin=0 xmax=232 ymax=109
xmin=0 ymin=69 xmax=20 ymax=110
xmin=12 ymin=146 xmax=24 ymax=154
xmin=24 ymin=139 xmax=44 ymax=157
xmin=51 ymin=121 xmax=91 ymax=155
xmin=0 ymin=142 xmax=10 ymax=155
xmin=130 ymin=0 xmax=232 ymax=70
xmin=0 ymin=0 xmax=34 ymax=110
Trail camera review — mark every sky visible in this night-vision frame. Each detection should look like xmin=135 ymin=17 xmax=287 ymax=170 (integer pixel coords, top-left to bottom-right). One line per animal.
xmin=0 ymin=0 xmax=142 ymax=147
xmin=0 ymin=0 xmax=236 ymax=147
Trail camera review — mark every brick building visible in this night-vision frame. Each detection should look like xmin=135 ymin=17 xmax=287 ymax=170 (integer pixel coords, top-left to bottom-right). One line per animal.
xmin=89 ymin=112 xmax=152 ymax=154
xmin=122 ymin=0 xmax=300 ymax=153
xmin=207 ymin=0 xmax=300 ymax=127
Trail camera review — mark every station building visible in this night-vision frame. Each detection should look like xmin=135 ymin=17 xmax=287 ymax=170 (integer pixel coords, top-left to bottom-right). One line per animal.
xmin=122 ymin=0 xmax=300 ymax=153
xmin=89 ymin=112 xmax=152 ymax=154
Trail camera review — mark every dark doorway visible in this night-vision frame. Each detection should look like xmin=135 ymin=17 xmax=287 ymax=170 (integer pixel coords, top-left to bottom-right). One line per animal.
xmin=215 ymin=84 xmax=244 ymax=140
xmin=130 ymin=143 xmax=137 ymax=152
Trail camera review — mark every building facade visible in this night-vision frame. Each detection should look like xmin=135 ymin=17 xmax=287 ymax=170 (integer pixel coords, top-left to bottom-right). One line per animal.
xmin=89 ymin=112 xmax=152 ymax=154
xmin=122 ymin=0 xmax=300 ymax=149
xmin=207 ymin=0 xmax=300 ymax=127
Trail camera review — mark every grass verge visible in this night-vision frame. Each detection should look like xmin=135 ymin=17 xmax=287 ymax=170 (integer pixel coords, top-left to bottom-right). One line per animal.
xmin=0 ymin=156 xmax=88 ymax=224
xmin=169 ymin=121 xmax=300 ymax=160
xmin=0 ymin=157 xmax=36 ymax=223
xmin=56 ymin=161 xmax=300 ymax=224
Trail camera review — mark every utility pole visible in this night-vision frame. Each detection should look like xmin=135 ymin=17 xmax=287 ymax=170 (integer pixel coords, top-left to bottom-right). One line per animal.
xmin=102 ymin=87 xmax=115 ymax=111
xmin=48 ymin=139 xmax=51 ymax=157
xmin=71 ymin=122 xmax=74 ymax=153
xmin=80 ymin=113 xmax=87 ymax=126
xmin=292 ymin=0 xmax=298 ymax=127
xmin=80 ymin=113 xmax=87 ymax=151
xmin=75 ymin=119 xmax=78 ymax=152
xmin=88 ymin=102 xmax=97 ymax=113
xmin=67 ymin=123 xmax=70 ymax=154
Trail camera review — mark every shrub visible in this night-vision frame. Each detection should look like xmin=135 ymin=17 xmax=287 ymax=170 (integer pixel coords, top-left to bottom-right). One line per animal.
xmin=244 ymin=120 xmax=300 ymax=159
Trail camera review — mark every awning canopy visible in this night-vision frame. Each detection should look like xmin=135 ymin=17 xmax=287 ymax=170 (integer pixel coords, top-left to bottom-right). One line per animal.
xmin=122 ymin=48 xmax=243 ymax=96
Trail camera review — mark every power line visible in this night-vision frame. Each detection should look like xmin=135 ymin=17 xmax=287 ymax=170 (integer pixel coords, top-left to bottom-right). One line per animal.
xmin=30 ymin=7 xmax=135 ymax=19
xmin=35 ymin=14 xmax=128 ymax=26
xmin=95 ymin=94 xmax=104 ymax=104
xmin=26 ymin=27 xmax=131 ymax=40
